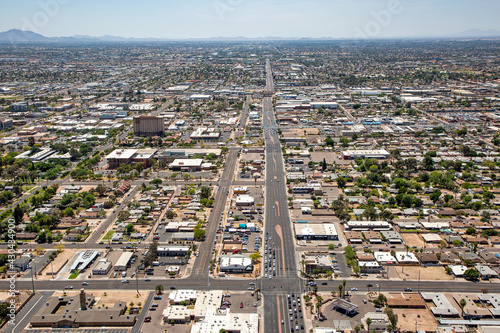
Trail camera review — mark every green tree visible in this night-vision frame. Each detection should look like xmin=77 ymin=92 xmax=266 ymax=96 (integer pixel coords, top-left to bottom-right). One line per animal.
xmin=126 ymin=223 xmax=135 ymax=234
xmin=366 ymin=318 xmax=372 ymax=332
xmin=464 ymin=268 xmax=479 ymax=281
xmin=156 ymin=285 xmax=164 ymax=295
xmin=459 ymin=298 xmax=467 ymax=317
xmin=249 ymin=253 xmax=261 ymax=263
xmin=13 ymin=205 xmax=24 ymax=224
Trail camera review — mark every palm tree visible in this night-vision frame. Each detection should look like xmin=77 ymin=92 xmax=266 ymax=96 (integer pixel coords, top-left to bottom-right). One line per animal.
xmin=459 ymin=299 xmax=467 ymax=318
xmin=338 ymin=284 xmax=343 ymax=299
xmin=315 ymin=295 xmax=323 ymax=316
xmin=366 ymin=318 xmax=372 ymax=332
xmin=342 ymin=280 xmax=347 ymax=296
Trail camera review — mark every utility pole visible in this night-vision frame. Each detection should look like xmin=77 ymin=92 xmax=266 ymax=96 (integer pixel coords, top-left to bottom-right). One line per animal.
xmin=30 ymin=265 xmax=35 ymax=294
xmin=418 ymin=270 xmax=421 ymax=294
xmin=136 ymin=268 xmax=140 ymax=296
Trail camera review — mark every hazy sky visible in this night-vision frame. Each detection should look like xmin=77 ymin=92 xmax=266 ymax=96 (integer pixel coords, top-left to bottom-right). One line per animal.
xmin=1 ymin=0 xmax=499 ymax=38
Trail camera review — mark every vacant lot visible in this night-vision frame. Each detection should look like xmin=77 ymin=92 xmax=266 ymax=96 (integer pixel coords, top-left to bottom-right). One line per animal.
xmin=393 ymin=308 xmax=437 ymax=332
xmin=39 ymin=249 xmax=78 ymax=280
xmin=392 ymin=266 xmax=453 ymax=281
xmin=401 ymin=233 xmax=425 ymax=248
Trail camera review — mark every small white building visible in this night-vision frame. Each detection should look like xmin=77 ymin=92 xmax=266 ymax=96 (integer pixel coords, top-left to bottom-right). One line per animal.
xmin=235 ymin=195 xmax=254 ymax=206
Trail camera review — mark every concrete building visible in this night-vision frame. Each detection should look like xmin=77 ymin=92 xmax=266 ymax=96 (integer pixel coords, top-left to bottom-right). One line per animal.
xmin=235 ymin=195 xmax=255 ymax=206
xmin=92 ymin=260 xmax=112 ymax=275
xmin=219 ymin=256 xmax=253 ymax=273
xmin=157 ymin=246 xmax=190 ymax=257
xmin=70 ymin=250 xmax=100 ymax=273
xmin=169 ymin=159 xmax=203 ymax=172
xmin=133 ymin=115 xmax=164 ymax=135
xmin=30 ymin=290 xmax=135 ymax=328
xmin=114 ymin=252 xmax=134 ymax=271
xmin=341 ymin=149 xmax=390 ymax=160
xmin=294 ymin=223 xmax=338 ymax=241
xmin=0 ymin=118 xmax=13 ymax=129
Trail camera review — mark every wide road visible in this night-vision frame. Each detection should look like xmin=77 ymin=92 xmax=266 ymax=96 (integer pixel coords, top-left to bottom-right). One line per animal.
xmin=260 ymin=59 xmax=305 ymax=333
xmin=190 ymin=148 xmax=238 ymax=279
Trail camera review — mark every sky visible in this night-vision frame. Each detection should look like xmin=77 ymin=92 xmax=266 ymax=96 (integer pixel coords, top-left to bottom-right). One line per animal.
xmin=0 ymin=0 xmax=499 ymax=39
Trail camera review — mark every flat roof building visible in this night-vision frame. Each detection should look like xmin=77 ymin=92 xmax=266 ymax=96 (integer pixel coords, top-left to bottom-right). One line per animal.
xmin=30 ymin=290 xmax=136 ymax=328
xmin=294 ymin=223 xmax=338 ymax=241
xmin=92 ymin=260 xmax=112 ymax=275
xmin=341 ymin=149 xmax=390 ymax=160
xmin=114 ymin=252 xmax=134 ymax=271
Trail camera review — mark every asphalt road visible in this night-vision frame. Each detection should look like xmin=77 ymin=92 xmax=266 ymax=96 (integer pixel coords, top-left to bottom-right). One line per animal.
xmin=260 ymin=59 xmax=305 ymax=333
xmin=190 ymin=149 xmax=238 ymax=279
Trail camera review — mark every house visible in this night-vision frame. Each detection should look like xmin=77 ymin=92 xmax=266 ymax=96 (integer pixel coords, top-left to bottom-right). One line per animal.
xmin=475 ymin=264 xmax=498 ymax=279
xmin=420 ymin=253 xmax=440 ymax=265
xmin=438 ymin=208 xmax=456 ymax=216
xmin=480 ymin=252 xmax=498 ymax=265
xmin=462 ymin=252 xmax=482 ymax=263
xmin=361 ymin=313 xmax=390 ymax=331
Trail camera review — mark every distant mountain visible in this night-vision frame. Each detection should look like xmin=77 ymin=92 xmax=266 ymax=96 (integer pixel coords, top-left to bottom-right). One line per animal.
xmin=0 ymin=29 xmax=49 ymax=42
xmin=0 ymin=28 xmax=499 ymax=43
xmin=447 ymin=29 xmax=500 ymax=38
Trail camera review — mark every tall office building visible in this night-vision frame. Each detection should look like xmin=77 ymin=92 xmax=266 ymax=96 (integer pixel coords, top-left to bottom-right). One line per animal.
xmin=133 ymin=115 xmax=165 ymax=136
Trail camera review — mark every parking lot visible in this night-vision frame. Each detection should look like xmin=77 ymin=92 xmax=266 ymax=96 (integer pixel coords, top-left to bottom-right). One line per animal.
xmin=222 ymin=291 xmax=261 ymax=313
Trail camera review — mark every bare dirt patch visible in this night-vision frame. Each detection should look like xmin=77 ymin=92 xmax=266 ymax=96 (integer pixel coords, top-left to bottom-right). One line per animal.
xmin=400 ymin=233 xmax=425 ymax=248
xmin=392 ymin=266 xmax=453 ymax=281
xmin=38 ymin=249 xmax=79 ymax=280
xmin=393 ymin=308 xmax=437 ymax=332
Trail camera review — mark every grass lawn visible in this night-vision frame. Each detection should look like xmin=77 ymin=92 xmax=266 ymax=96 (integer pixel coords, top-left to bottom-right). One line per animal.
xmin=102 ymin=231 xmax=115 ymax=241
xmin=69 ymin=270 xmax=80 ymax=279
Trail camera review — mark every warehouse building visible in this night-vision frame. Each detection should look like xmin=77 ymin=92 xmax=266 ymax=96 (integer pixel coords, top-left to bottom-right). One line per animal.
xmin=114 ymin=252 xmax=134 ymax=271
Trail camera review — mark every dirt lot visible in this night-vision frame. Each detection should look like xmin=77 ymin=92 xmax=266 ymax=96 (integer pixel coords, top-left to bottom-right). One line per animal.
xmin=38 ymin=249 xmax=78 ymax=280
xmin=0 ymin=291 xmax=30 ymax=310
xmin=393 ymin=308 xmax=437 ymax=332
xmin=401 ymin=233 xmax=426 ymax=248
xmin=392 ymin=266 xmax=454 ymax=281
xmin=310 ymin=152 xmax=338 ymax=164
xmin=53 ymin=290 xmax=149 ymax=312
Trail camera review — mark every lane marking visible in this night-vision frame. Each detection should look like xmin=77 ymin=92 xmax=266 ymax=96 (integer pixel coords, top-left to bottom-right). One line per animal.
xmin=275 ymin=224 xmax=286 ymax=273
xmin=277 ymin=295 xmax=282 ymax=333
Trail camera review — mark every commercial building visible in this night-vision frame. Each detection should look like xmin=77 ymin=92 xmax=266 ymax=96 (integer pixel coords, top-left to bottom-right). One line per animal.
xmin=157 ymin=148 xmax=221 ymax=163
xmin=169 ymin=159 xmax=203 ymax=172
xmin=294 ymin=223 xmax=338 ymax=241
xmin=133 ymin=115 xmax=164 ymax=135
xmin=219 ymin=256 xmax=253 ymax=273
xmin=0 ymin=118 xmax=13 ymax=129
xmin=30 ymin=290 xmax=136 ymax=328
xmin=157 ymin=246 xmax=190 ymax=257
xmin=104 ymin=149 xmax=156 ymax=168
xmin=341 ymin=149 xmax=390 ymax=160
xmin=114 ymin=252 xmax=134 ymax=271
xmin=92 ymin=260 xmax=112 ymax=275
xmin=70 ymin=250 xmax=100 ymax=273
xmin=235 ymin=195 xmax=255 ymax=206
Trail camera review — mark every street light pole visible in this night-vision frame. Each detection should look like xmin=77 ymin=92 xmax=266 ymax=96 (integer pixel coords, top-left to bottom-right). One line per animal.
xmin=30 ymin=265 xmax=35 ymax=294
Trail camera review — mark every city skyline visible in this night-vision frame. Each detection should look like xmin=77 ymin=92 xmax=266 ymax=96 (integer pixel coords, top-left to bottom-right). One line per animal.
xmin=1 ymin=0 xmax=499 ymax=39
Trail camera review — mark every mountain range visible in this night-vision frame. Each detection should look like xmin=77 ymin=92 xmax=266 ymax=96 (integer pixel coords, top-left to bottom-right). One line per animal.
xmin=0 ymin=28 xmax=499 ymax=43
